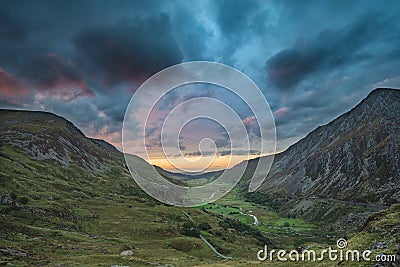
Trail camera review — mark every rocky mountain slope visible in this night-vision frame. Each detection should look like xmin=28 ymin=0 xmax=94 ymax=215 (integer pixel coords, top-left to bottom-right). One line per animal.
xmin=257 ymin=88 xmax=400 ymax=206
xmin=0 ymin=110 xmax=124 ymax=171
xmin=0 ymin=109 xmax=271 ymax=266
xmin=1 ymin=90 xmax=399 ymax=265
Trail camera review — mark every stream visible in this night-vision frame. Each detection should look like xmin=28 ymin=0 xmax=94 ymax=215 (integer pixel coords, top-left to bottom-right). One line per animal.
xmin=239 ymin=208 xmax=259 ymax=226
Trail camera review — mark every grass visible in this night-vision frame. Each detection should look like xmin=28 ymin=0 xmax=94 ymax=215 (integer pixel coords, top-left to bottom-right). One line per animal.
xmin=0 ymin=107 xmax=398 ymax=266
xmin=196 ymin=190 xmax=333 ymax=251
xmin=0 ymin=145 xmax=278 ymax=266
xmin=1 ymin=144 xmax=398 ymax=266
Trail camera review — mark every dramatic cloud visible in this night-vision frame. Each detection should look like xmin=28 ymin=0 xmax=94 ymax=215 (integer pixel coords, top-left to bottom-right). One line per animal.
xmin=213 ymin=0 xmax=270 ymax=63
xmin=0 ymin=13 xmax=27 ymax=42
xmin=215 ymin=0 xmax=262 ymax=37
xmin=20 ymin=54 xmax=94 ymax=101
xmin=0 ymin=68 xmax=29 ymax=105
xmin=0 ymin=0 xmax=400 ymax=168
xmin=266 ymin=13 xmax=393 ymax=91
xmin=73 ymin=14 xmax=183 ymax=86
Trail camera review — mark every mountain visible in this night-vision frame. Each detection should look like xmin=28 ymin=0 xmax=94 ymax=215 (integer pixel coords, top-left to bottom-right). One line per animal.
xmin=345 ymin=203 xmax=400 ymax=264
xmin=1 ymin=88 xmax=399 ymax=266
xmin=155 ymin=166 xmax=222 ymax=186
xmin=254 ymin=88 xmax=400 ymax=205
xmin=0 ymin=109 xmax=271 ymax=266
xmin=0 ymin=109 xmax=124 ymax=171
xmin=234 ymin=88 xmax=399 ymax=228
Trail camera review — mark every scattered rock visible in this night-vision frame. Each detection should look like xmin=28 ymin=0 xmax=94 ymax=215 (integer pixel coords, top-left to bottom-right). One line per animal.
xmin=296 ymin=245 xmax=310 ymax=253
xmin=390 ymin=226 xmax=400 ymax=235
xmin=372 ymin=242 xmax=387 ymax=249
xmin=0 ymin=248 xmax=27 ymax=257
xmin=1 ymin=197 xmax=12 ymax=205
xmin=120 ymin=250 xmax=134 ymax=256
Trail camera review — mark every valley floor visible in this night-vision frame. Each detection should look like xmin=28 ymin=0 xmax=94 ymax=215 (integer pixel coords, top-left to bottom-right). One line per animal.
xmin=0 ymin=146 xmax=398 ymax=266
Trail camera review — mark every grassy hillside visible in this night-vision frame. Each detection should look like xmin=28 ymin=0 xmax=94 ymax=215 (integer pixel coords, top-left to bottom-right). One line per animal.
xmin=0 ymin=110 xmax=270 ymax=266
xmin=0 ymin=143 xmax=273 ymax=266
xmin=1 ymin=109 xmax=398 ymax=266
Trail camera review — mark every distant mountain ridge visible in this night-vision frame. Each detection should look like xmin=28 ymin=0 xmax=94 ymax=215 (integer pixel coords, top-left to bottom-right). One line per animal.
xmin=256 ymin=88 xmax=400 ymax=205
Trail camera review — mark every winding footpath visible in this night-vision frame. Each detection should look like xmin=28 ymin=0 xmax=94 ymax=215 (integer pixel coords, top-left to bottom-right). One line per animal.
xmin=182 ymin=211 xmax=231 ymax=260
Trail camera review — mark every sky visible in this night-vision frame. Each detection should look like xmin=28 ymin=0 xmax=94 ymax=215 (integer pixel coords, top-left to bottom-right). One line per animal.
xmin=1 ymin=0 xmax=400 ymax=172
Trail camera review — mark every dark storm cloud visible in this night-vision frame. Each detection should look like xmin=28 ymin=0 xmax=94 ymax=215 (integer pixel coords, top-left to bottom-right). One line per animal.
xmin=0 ymin=16 xmax=45 ymax=70
xmin=1 ymin=0 xmax=400 ymax=156
xmin=0 ymin=67 xmax=29 ymax=105
xmin=170 ymin=6 xmax=210 ymax=61
xmin=266 ymin=13 xmax=391 ymax=91
xmin=0 ymin=13 xmax=27 ymax=42
xmin=215 ymin=0 xmax=262 ymax=37
xmin=72 ymin=14 xmax=183 ymax=86
xmin=251 ymin=0 xmax=400 ymax=143
xmin=212 ymin=0 xmax=271 ymax=63
xmin=95 ymin=90 xmax=131 ymax=123
xmin=19 ymin=54 xmax=94 ymax=101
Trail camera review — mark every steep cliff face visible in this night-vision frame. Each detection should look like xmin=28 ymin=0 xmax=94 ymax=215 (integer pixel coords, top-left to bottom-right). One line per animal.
xmin=259 ymin=88 xmax=400 ymax=205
